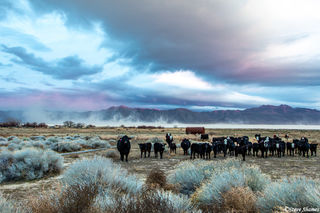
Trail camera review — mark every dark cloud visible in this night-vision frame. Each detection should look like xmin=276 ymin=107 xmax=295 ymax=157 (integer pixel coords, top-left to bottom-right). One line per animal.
xmin=2 ymin=45 xmax=103 ymax=80
xmin=28 ymin=0 xmax=320 ymax=86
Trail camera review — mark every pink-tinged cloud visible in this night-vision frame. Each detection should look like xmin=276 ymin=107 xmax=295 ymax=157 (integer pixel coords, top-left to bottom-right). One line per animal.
xmin=0 ymin=91 xmax=116 ymax=111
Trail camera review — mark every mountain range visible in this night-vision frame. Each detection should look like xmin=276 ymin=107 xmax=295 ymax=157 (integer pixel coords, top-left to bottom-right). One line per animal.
xmin=1 ymin=105 xmax=320 ymax=124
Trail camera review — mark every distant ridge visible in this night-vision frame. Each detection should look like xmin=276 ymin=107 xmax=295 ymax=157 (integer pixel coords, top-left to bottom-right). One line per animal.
xmin=1 ymin=105 xmax=320 ymax=124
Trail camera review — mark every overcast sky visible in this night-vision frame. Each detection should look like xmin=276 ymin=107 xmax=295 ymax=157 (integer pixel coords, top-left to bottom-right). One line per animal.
xmin=1 ymin=0 xmax=320 ymax=111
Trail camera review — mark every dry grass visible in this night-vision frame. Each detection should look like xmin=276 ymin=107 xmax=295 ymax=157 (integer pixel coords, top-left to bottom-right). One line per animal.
xmin=27 ymin=182 xmax=99 ymax=213
xmin=221 ymin=187 xmax=257 ymax=213
xmin=198 ymin=187 xmax=258 ymax=213
xmin=145 ymin=168 xmax=180 ymax=193
xmin=103 ymin=149 xmax=118 ymax=159
xmin=101 ymin=188 xmax=184 ymax=213
xmin=146 ymin=168 xmax=167 ymax=188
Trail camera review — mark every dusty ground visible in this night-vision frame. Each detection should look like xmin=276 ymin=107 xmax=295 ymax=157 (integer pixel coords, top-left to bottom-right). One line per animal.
xmin=0 ymin=127 xmax=319 ymax=202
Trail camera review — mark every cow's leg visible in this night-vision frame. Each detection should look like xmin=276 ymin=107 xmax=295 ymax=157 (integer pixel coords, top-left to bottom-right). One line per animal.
xmin=120 ymin=154 xmax=124 ymax=161
xmin=148 ymin=151 xmax=150 ymax=157
xmin=126 ymin=154 xmax=128 ymax=162
xmin=140 ymin=151 xmax=143 ymax=158
xmin=144 ymin=151 xmax=147 ymax=158
xmin=160 ymin=151 xmax=163 ymax=159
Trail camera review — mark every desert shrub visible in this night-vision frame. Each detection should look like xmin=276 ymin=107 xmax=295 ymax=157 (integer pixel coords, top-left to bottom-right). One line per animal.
xmin=257 ymin=177 xmax=320 ymax=212
xmin=221 ymin=187 xmax=257 ymax=213
xmin=191 ymin=165 xmax=269 ymax=208
xmin=7 ymin=136 xmax=19 ymax=141
xmin=0 ymin=148 xmax=63 ymax=183
xmin=0 ymin=193 xmax=20 ymax=213
xmin=0 ymin=137 xmax=8 ymax=146
xmin=29 ymin=136 xmax=46 ymax=141
xmin=62 ymin=156 xmax=143 ymax=195
xmin=146 ymin=169 xmax=167 ymax=189
xmin=46 ymin=137 xmax=60 ymax=144
xmin=50 ymin=142 xmax=81 ymax=152
xmin=167 ymin=159 xmax=241 ymax=195
xmin=27 ymin=182 xmax=99 ymax=213
xmin=96 ymin=188 xmax=198 ymax=213
xmin=104 ymin=149 xmax=118 ymax=159
xmin=74 ymin=137 xmax=111 ymax=149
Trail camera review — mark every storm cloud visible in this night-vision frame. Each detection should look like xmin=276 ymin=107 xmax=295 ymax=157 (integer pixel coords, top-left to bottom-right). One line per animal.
xmin=29 ymin=0 xmax=320 ymax=86
xmin=1 ymin=0 xmax=320 ymax=111
xmin=2 ymin=45 xmax=102 ymax=80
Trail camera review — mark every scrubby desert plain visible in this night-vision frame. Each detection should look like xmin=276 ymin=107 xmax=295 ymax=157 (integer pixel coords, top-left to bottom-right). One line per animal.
xmin=0 ymin=126 xmax=319 ymax=212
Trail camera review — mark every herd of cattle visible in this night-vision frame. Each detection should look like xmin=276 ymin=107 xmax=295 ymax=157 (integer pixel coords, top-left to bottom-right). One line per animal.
xmin=117 ymin=133 xmax=318 ymax=162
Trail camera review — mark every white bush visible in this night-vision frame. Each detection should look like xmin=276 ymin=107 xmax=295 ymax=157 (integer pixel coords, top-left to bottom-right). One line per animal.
xmin=0 ymin=148 xmax=63 ymax=183
xmin=73 ymin=137 xmax=111 ymax=149
xmin=94 ymin=189 xmax=200 ymax=213
xmin=257 ymin=177 xmax=320 ymax=212
xmin=0 ymin=193 xmax=19 ymax=213
xmin=29 ymin=136 xmax=46 ymax=141
xmin=2 ymin=135 xmax=110 ymax=153
xmin=62 ymin=156 xmax=143 ymax=195
xmin=192 ymin=165 xmax=269 ymax=207
xmin=50 ymin=142 xmax=81 ymax=152
xmin=167 ymin=159 xmax=241 ymax=195
xmin=104 ymin=149 xmax=118 ymax=158
xmin=0 ymin=137 xmax=8 ymax=146
xmin=155 ymin=190 xmax=198 ymax=212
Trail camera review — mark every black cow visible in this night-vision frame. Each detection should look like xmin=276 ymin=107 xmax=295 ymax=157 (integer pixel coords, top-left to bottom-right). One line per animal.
xmin=275 ymin=141 xmax=285 ymax=158
xmin=221 ymin=138 xmax=228 ymax=157
xmin=201 ymin=134 xmax=209 ymax=140
xmin=165 ymin=133 xmax=173 ymax=147
xmin=235 ymin=137 xmax=248 ymax=161
xmin=259 ymin=137 xmax=270 ymax=158
xmin=170 ymin=142 xmax=177 ymax=154
xmin=154 ymin=143 xmax=166 ymax=159
xmin=190 ymin=143 xmax=203 ymax=159
xmin=202 ymin=143 xmax=212 ymax=159
xmin=252 ymin=143 xmax=259 ymax=157
xmin=268 ymin=139 xmax=276 ymax=156
xmin=181 ymin=138 xmax=191 ymax=155
xmin=247 ymin=142 xmax=253 ymax=155
xmin=299 ymin=137 xmax=310 ymax=157
xmin=286 ymin=142 xmax=295 ymax=156
xmin=293 ymin=139 xmax=300 ymax=154
xmin=212 ymin=137 xmax=227 ymax=157
xmin=117 ymin=135 xmax=131 ymax=162
xmin=310 ymin=144 xmax=317 ymax=156
xmin=227 ymin=137 xmax=235 ymax=156
xmin=138 ymin=143 xmax=152 ymax=158
xmin=255 ymin=134 xmax=261 ymax=141
xmin=212 ymin=141 xmax=219 ymax=158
